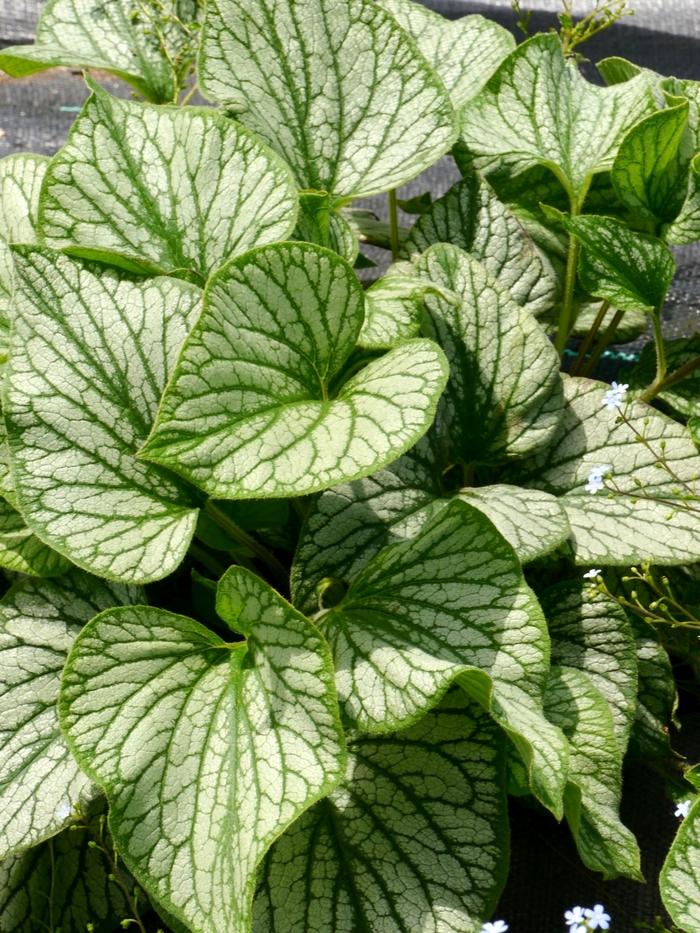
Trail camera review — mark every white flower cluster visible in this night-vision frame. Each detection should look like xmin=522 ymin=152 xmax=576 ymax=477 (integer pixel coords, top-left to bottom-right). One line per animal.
xmin=480 ymin=922 xmax=508 ymax=933
xmin=583 ymin=568 xmax=601 ymax=580
xmin=585 ymin=464 xmax=611 ymax=494
xmin=675 ymin=799 xmax=692 ymax=819
xmin=565 ymin=904 xmax=611 ymax=931
xmin=601 ymin=381 xmax=628 ymax=410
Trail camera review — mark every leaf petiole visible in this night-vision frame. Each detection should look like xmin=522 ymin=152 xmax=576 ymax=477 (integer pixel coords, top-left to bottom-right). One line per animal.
xmin=204 ymin=501 xmax=288 ymax=590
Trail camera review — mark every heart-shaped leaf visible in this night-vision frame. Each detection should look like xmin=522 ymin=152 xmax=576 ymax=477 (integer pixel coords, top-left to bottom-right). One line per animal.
xmin=378 ymin=0 xmax=514 ymax=108
xmin=142 ymin=242 xmax=448 ymax=499
xmin=505 ymin=376 xmax=700 ymax=565
xmin=0 ymin=0 xmax=199 ymax=104
xmin=199 ymin=0 xmax=457 ymax=198
xmin=39 ymin=84 xmax=298 ymax=280
xmin=60 ymin=567 xmax=346 ymax=933
xmin=403 ymin=171 xmax=558 ymax=319
xmin=319 ymin=499 xmax=569 ymax=816
xmin=254 ymin=691 xmax=509 ymax=933
xmin=461 ymin=34 xmax=655 ymax=206
xmin=0 ymin=572 xmax=142 ymax=858
xmin=544 ymin=665 xmax=642 ymax=881
xmin=4 ymin=249 xmax=201 ymax=583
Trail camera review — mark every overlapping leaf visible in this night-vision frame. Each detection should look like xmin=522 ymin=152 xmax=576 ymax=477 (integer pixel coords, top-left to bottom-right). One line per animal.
xmin=60 ymin=567 xmax=346 ymax=933
xmin=544 ymin=666 xmax=642 ymax=881
xmin=4 ymin=249 xmax=201 ymax=583
xmin=628 ymin=614 xmax=678 ymax=761
xmin=461 ymin=34 xmax=655 ymax=205
xmin=318 ymin=500 xmax=568 ymax=816
xmin=403 ymin=171 xmax=558 ymax=319
xmin=0 ymin=572 xmax=141 ymax=859
xmin=0 ymin=0 xmax=199 ymax=103
xmin=505 ymin=375 xmax=700 ymax=564
xmin=378 ymin=0 xmax=514 ymax=108
xmin=39 ymin=84 xmax=298 ymax=279
xmin=142 ymin=242 xmax=448 ymax=499
xmin=541 ymin=581 xmax=638 ymax=752
xmin=199 ymin=0 xmax=458 ymax=197
xmin=0 ymin=823 xmax=128 ymax=932
xmin=661 ymin=773 xmax=700 ymax=930
xmin=254 ymin=692 xmax=509 ymax=933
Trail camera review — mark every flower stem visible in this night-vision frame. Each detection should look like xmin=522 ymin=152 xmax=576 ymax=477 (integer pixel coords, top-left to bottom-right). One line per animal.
xmin=570 ymin=299 xmax=610 ymax=375
xmin=641 ymin=353 xmax=700 ymax=403
xmin=580 ymin=308 xmax=625 ymax=377
xmin=205 ymin=501 xmax=288 ymax=589
xmin=388 ymin=189 xmax=401 ymax=262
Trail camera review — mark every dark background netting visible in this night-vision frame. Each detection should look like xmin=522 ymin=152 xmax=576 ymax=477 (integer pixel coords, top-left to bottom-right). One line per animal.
xmin=0 ymin=3 xmax=698 ymax=931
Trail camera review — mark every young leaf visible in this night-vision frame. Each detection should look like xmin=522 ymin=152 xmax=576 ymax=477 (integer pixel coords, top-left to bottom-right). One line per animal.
xmin=0 ymin=0 xmax=199 ymax=104
xmin=294 ymin=193 xmax=358 ymax=265
xmin=402 ymin=171 xmax=558 ymax=319
xmin=661 ymin=798 xmax=700 ymax=929
xmin=627 ymin=336 xmax=700 ymax=419
xmin=142 ymin=242 xmax=448 ymax=499
xmin=254 ymin=691 xmax=509 ymax=933
xmin=199 ymin=0 xmax=458 ymax=198
xmin=505 ymin=376 xmax=700 ymax=565
xmin=461 ymin=34 xmax=655 ymax=206
xmin=4 ymin=249 xmax=201 ymax=583
xmin=414 ymin=244 xmax=563 ymax=462
xmin=0 ymin=824 xmax=128 ymax=932
xmin=611 ymin=102 xmax=691 ymax=225
xmin=556 ymin=212 xmax=676 ymax=314
xmin=540 ymin=581 xmax=638 ymax=752
xmin=0 ymin=154 xmax=49 ymax=245
xmin=628 ymin=614 xmax=678 ymax=761
xmin=377 ymin=1 xmax=515 ymax=108
xmin=0 ymin=572 xmax=142 ymax=858
xmin=357 ymin=267 xmax=430 ymax=348
xmin=59 ymin=567 xmax=346 ymax=933
xmin=319 ymin=499 xmax=569 ymax=817
xmin=39 ymin=84 xmax=298 ymax=280
xmin=544 ymin=665 xmax=642 ymax=881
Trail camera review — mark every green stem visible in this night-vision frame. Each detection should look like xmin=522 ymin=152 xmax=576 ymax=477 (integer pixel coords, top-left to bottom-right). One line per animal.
xmin=570 ymin=299 xmax=610 ymax=375
xmin=179 ymin=81 xmax=199 ymax=106
xmin=189 ymin=541 xmax=228 ymax=578
xmin=640 ymin=312 xmax=669 ymax=402
xmin=388 ymin=189 xmax=401 ymax=262
xmin=641 ymin=354 xmax=700 ymax=403
xmin=205 ymin=501 xmax=288 ymax=589
xmin=580 ymin=308 xmax=625 ymax=377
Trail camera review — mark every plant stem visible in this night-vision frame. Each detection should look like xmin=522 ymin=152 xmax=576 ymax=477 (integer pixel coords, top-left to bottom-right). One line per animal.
xmin=639 ymin=312 xmax=670 ymax=402
xmin=570 ymin=299 xmax=610 ymax=375
xmin=580 ymin=308 xmax=625 ymax=377
xmin=189 ymin=541 xmax=228 ymax=578
xmin=205 ymin=501 xmax=288 ymax=589
xmin=554 ymin=205 xmax=582 ymax=357
xmin=179 ymin=81 xmax=199 ymax=106
xmin=388 ymin=189 xmax=401 ymax=262
xmin=641 ymin=354 xmax=700 ymax=403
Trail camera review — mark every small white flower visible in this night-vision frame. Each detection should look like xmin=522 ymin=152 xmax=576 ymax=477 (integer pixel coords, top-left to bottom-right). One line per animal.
xmin=584 ymin=464 xmax=611 ymax=494
xmin=602 ymin=381 xmax=629 ymax=410
xmin=675 ymin=799 xmax=692 ymax=819
xmin=565 ymin=906 xmax=587 ymax=930
xmin=585 ymin=903 xmax=611 ymax=930
xmin=583 ymin=568 xmax=601 ymax=580
xmin=480 ymin=922 xmax=508 ymax=933
xmin=55 ymin=801 xmax=72 ymax=822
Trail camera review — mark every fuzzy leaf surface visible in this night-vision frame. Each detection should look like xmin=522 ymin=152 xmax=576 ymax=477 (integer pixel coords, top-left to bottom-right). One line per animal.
xmin=506 ymin=376 xmax=700 ymax=564
xmin=461 ymin=34 xmax=655 ymax=203
xmin=319 ymin=500 xmax=568 ymax=816
xmin=143 ymin=243 xmax=448 ymax=499
xmin=0 ymin=0 xmax=199 ymax=103
xmin=378 ymin=1 xmax=514 ymax=108
xmin=544 ymin=666 xmax=642 ymax=881
xmin=199 ymin=0 xmax=457 ymax=197
xmin=59 ymin=568 xmax=346 ymax=933
xmin=541 ymin=581 xmax=638 ymax=752
xmin=4 ymin=249 xmax=200 ymax=583
xmin=0 ymin=572 xmax=141 ymax=858
xmin=39 ymin=86 xmax=298 ymax=280
xmin=254 ymin=692 xmax=509 ymax=933
xmin=403 ymin=171 xmax=558 ymax=319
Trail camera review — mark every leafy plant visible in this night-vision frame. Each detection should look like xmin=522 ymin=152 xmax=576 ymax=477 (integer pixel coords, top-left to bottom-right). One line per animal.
xmin=0 ymin=1 xmax=699 ymax=931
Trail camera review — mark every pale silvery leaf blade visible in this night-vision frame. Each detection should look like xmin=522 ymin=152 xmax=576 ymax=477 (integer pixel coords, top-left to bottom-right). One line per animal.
xmin=199 ymin=0 xmax=458 ymax=198
xmin=39 ymin=85 xmax=299 ymax=280
xmin=628 ymin=614 xmax=678 ymax=760
xmin=142 ymin=242 xmax=448 ymax=499
xmin=660 ymin=798 xmax=700 ymax=930
xmin=59 ymin=568 xmax=346 ymax=933
xmin=627 ymin=336 xmax=700 ymax=420
xmin=0 ymin=154 xmax=49 ymax=245
xmin=541 ymin=581 xmax=638 ymax=753
xmin=545 ymin=665 xmax=642 ymax=881
xmin=461 ymin=34 xmax=655 ymax=204
xmin=0 ymin=0 xmax=199 ymax=104
xmin=254 ymin=691 xmax=509 ymax=933
xmin=4 ymin=249 xmax=201 ymax=583
xmin=323 ymin=499 xmax=569 ymax=817
xmin=0 ymin=500 xmax=71 ymax=577
xmin=403 ymin=170 xmax=558 ymax=319
xmin=0 ymin=571 xmax=142 ymax=858
xmin=377 ymin=1 xmax=514 ymax=108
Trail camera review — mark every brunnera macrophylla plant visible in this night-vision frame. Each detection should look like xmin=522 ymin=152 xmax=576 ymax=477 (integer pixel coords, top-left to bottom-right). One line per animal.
xmin=0 ymin=1 xmax=700 ymax=931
